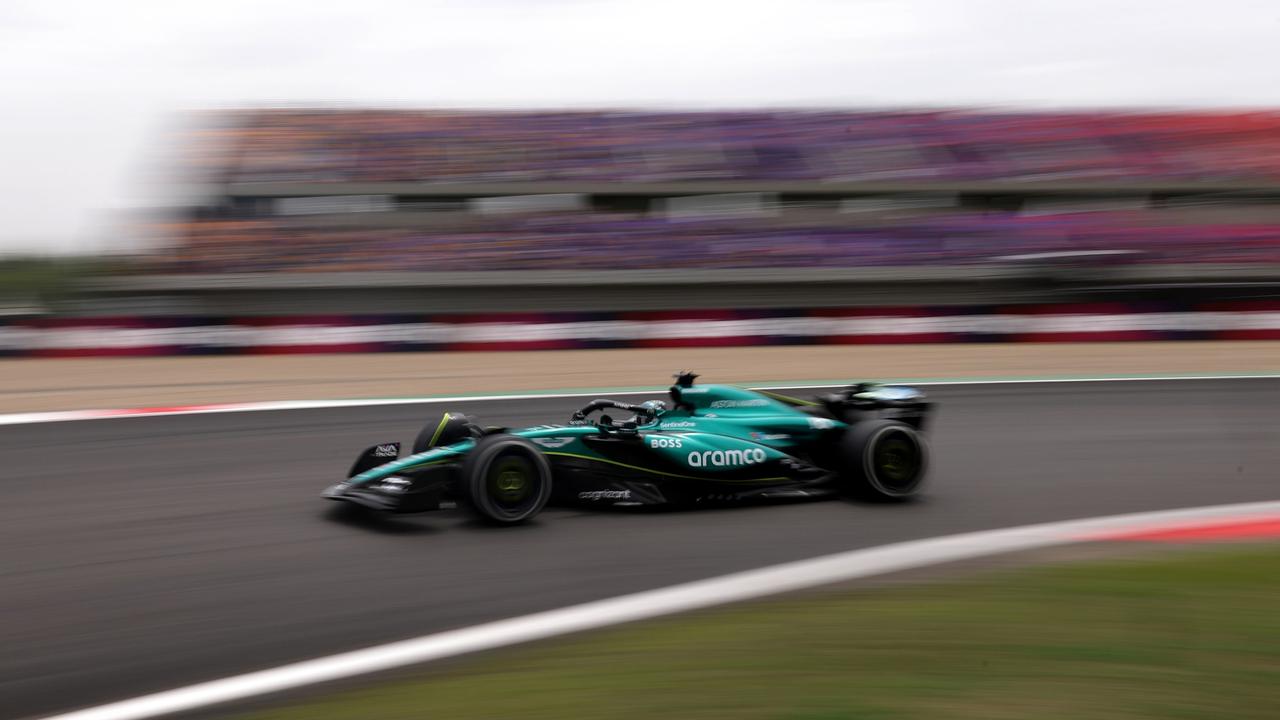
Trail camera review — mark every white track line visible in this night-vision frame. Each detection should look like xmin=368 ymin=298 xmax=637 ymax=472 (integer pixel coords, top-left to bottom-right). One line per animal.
xmin=2 ymin=374 xmax=1277 ymax=427
xmin=36 ymin=499 xmax=1280 ymax=720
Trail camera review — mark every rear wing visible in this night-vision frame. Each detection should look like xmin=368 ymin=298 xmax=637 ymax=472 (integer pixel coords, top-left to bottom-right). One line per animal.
xmin=758 ymin=385 xmax=932 ymax=430
xmin=829 ymin=384 xmax=933 ymax=431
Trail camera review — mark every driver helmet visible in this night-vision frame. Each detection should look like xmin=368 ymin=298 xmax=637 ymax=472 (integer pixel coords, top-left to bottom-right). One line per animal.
xmin=638 ymin=399 xmax=668 ymax=415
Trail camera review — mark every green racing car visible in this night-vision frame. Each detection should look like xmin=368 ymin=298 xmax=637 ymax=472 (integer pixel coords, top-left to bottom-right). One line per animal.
xmin=324 ymin=372 xmax=933 ymax=524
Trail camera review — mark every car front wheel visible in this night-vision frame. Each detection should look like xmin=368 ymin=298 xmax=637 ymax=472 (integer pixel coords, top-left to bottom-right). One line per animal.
xmin=458 ymin=435 xmax=553 ymax=524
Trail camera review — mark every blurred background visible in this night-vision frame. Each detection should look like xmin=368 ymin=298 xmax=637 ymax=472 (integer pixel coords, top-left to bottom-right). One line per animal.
xmin=4 ymin=0 xmax=1280 ymax=331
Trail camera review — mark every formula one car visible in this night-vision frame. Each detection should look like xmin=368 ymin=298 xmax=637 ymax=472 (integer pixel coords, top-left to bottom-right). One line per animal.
xmin=324 ymin=373 xmax=933 ymax=524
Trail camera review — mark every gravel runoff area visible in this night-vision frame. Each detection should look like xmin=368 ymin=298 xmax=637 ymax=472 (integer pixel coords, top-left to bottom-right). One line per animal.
xmin=3 ymin=341 xmax=1279 ymax=413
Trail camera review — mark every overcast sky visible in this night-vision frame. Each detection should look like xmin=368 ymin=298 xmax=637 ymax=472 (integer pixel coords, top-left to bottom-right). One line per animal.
xmin=2 ymin=0 xmax=1280 ymax=254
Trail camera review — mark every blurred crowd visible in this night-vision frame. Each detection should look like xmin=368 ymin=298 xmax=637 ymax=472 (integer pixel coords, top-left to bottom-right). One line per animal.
xmin=157 ymin=109 xmax=1280 ymax=274
xmin=196 ymin=109 xmax=1280 ymax=184
xmin=154 ymin=211 xmax=1280 ymax=273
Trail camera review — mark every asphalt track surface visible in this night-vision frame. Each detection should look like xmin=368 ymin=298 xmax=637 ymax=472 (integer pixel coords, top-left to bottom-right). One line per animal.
xmin=5 ymin=379 xmax=1280 ymax=719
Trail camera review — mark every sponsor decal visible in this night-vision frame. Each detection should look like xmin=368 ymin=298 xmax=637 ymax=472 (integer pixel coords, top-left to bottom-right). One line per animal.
xmin=750 ymin=432 xmax=791 ymax=441
xmin=659 ymin=420 xmax=697 ymax=429
xmin=710 ymin=399 xmax=769 ymax=409
xmin=377 ymin=477 xmax=411 ymax=494
xmin=532 ymin=437 xmax=574 ymax=448
xmin=863 ymin=386 xmax=924 ymax=402
xmin=648 ymin=436 xmax=683 ymax=449
xmin=373 ymin=444 xmax=398 ymax=458
xmin=807 ymin=417 xmax=837 ymax=430
xmin=578 ymin=489 xmax=632 ymax=501
xmin=687 ymin=447 xmax=768 ymax=468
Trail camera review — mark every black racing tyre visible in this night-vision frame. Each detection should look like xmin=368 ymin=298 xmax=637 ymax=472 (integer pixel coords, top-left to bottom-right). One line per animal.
xmin=413 ymin=412 xmax=470 ymax=454
xmin=458 ymin=435 xmax=553 ymax=524
xmin=838 ymin=419 xmax=928 ymax=500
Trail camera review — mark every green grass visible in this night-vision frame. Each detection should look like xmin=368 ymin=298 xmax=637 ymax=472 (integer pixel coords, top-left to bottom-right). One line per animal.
xmin=240 ymin=546 xmax=1280 ymax=720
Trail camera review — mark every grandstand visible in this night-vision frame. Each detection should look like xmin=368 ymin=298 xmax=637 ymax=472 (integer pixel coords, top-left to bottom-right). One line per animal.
xmin=117 ymin=109 xmax=1280 ymax=313
xmin=202 ymin=109 xmax=1280 ymax=185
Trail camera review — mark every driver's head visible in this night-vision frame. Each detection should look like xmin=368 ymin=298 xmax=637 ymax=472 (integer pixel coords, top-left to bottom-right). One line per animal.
xmin=639 ymin=400 xmax=668 ymax=415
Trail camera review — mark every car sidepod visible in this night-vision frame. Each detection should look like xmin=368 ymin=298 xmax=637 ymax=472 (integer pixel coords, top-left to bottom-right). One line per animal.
xmin=545 ymin=429 xmax=833 ymax=507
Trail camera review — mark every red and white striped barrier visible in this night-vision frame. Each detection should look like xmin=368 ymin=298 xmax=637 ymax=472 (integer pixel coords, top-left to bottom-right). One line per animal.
xmin=5 ymin=302 xmax=1280 ymax=356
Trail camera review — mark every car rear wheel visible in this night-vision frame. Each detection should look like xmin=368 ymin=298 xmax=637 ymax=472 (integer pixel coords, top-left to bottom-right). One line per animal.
xmin=838 ymin=419 xmax=928 ymax=500
xmin=459 ymin=435 xmax=553 ymax=524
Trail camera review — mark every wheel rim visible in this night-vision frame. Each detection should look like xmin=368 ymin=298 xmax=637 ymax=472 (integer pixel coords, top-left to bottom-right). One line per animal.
xmin=870 ymin=429 xmax=922 ymax=493
xmin=485 ymin=453 xmax=541 ymax=517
